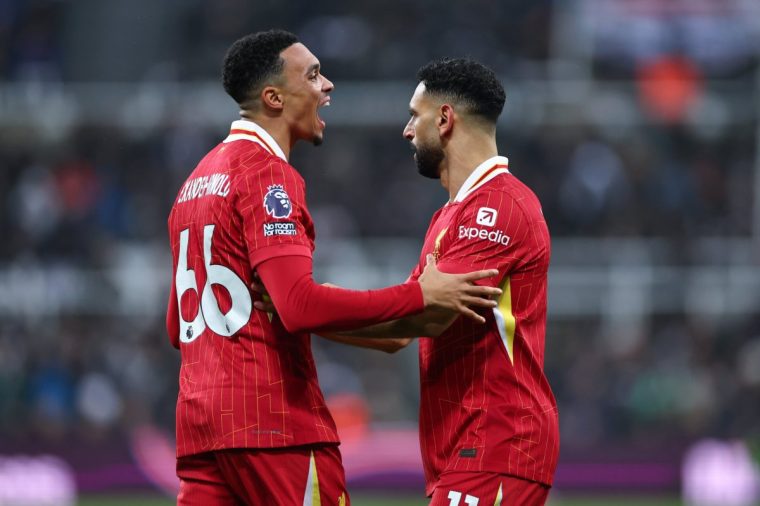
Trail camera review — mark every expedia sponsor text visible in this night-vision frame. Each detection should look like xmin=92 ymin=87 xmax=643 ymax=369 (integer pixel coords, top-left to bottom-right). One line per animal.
xmin=458 ymin=225 xmax=510 ymax=246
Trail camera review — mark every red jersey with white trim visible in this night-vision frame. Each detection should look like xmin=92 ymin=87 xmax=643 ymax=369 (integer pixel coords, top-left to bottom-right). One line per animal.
xmin=410 ymin=156 xmax=559 ymax=493
xmin=166 ymin=119 xmax=336 ymax=457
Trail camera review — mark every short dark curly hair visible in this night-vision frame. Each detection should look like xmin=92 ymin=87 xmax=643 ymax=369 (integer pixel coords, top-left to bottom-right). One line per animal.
xmin=222 ymin=29 xmax=299 ymax=105
xmin=416 ymin=58 xmax=506 ymax=124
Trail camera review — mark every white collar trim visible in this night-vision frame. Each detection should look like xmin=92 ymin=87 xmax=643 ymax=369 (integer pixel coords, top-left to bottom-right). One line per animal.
xmin=224 ymin=119 xmax=287 ymax=161
xmin=453 ymin=156 xmax=510 ymax=203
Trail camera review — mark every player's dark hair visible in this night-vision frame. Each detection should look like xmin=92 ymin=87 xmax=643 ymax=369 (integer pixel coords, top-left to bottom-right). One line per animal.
xmin=222 ymin=29 xmax=299 ymax=105
xmin=416 ymin=58 xmax=506 ymax=124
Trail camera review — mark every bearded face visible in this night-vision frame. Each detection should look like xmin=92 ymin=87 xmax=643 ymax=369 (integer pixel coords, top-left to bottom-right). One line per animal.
xmin=404 ymin=82 xmax=447 ymax=180
xmin=412 ymin=140 xmax=444 ymax=179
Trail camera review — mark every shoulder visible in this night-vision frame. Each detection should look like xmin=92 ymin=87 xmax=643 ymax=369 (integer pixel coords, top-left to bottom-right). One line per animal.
xmin=222 ymin=143 xmax=297 ymax=177
xmin=230 ymin=150 xmax=304 ymax=195
xmin=251 ymin=156 xmax=303 ymax=184
xmin=461 ymin=173 xmax=543 ymax=222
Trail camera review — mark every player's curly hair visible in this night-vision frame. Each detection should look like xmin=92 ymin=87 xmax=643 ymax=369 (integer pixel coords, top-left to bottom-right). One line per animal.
xmin=222 ymin=29 xmax=299 ymax=105
xmin=416 ymin=58 xmax=506 ymax=124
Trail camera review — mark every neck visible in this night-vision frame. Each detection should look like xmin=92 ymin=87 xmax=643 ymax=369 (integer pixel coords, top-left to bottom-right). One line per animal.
xmin=440 ymin=130 xmax=499 ymax=201
xmin=240 ymin=110 xmax=292 ymax=160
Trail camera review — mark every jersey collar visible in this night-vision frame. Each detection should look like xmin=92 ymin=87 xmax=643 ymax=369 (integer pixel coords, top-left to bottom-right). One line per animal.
xmin=452 ymin=155 xmax=510 ymax=203
xmin=224 ymin=119 xmax=287 ymax=161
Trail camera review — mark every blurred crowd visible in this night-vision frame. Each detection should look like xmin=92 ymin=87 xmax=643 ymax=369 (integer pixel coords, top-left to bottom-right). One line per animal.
xmin=1 ymin=119 xmax=758 ymax=454
xmin=0 ymin=0 xmax=553 ymax=83
xmin=2 ymin=0 xmax=759 ymax=83
xmin=0 ymin=119 xmax=754 ymax=261
xmin=0 ymin=0 xmax=759 ymax=467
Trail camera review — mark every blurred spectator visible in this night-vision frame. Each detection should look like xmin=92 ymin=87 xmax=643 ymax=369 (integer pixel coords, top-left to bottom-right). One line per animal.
xmin=0 ymin=0 xmax=757 ymax=479
xmin=0 ymin=118 xmax=757 ymax=452
xmin=7 ymin=1 xmax=62 ymax=82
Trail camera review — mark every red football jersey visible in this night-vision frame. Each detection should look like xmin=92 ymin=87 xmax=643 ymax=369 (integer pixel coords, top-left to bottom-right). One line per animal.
xmin=166 ymin=120 xmax=337 ymax=457
xmin=410 ymin=156 xmax=559 ymax=492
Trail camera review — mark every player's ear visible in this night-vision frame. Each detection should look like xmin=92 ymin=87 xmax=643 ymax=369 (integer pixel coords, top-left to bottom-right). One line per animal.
xmin=261 ymin=85 xmax=284 ymax=112
xmin=438 ymin=104 xmax=454 ymax=137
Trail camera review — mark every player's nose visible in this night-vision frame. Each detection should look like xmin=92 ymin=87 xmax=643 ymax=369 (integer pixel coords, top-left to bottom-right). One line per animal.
xmin=322 ymin=75 xmax=334 ymax=93
xmin=403 ymin=120 xmax=414 ymax=140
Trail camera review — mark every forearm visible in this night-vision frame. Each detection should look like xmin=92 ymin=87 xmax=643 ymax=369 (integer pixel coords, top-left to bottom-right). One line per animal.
xmin=317 ymin=309 xmax=456 ymax=354
xmin=319 ymin=332 xmax=413 ymax=354
xmin=330 ymin=308 xmax=458 ymax=339
xmin=257 ymin=255 xmax=425 ymax=334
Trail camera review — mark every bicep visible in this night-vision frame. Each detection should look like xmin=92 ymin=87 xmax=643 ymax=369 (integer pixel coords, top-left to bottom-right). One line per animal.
xmin=254 ymin=255 xmax=312 ymax=313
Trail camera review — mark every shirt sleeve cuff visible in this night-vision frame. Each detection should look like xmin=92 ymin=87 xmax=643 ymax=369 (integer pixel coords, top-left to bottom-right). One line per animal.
xmin=249 ymin=244 xmax=312 ymax=268
xmin=408 ymin=280 xmax=425 ymax=313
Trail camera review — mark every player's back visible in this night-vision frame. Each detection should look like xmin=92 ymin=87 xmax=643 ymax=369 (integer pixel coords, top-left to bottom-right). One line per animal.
xmin=167 ymin=129 xmax=338 ymax=457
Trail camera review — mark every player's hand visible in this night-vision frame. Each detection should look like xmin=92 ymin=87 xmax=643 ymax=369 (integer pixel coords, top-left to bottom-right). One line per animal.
xmin=418 ymin=254 xmax=501 ymax=323
xmin=251 ymin=271 xmax=276 ymax=313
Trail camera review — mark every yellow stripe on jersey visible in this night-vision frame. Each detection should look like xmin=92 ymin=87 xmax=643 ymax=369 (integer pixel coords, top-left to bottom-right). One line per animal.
xmin=493 ymin=482 xmax=504 ymax=506
xmin=493 ymin=276 xmax=516 ymax=364
xmin=432 ymin=227 xmax=448 ymax=261
xmin=263 ymin=294 xmax=274 ymax=323
xmin=434 ymin=227 xmax=448 ymax=248
xmin=303 ymin=451 xmax=321 ymax=506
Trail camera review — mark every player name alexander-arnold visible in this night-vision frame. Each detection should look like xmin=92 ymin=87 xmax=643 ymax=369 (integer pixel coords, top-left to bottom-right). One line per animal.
xmin=458 ymin=225 xmax=511 ymax=246
xmin=177 ymin=173 xmax=231 ymax=203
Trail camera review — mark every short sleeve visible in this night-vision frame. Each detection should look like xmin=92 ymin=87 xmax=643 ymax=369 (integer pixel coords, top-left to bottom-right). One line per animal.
xmin=237 ymin=159 xmax=314 ymax=268
xmin=436 ymin=191 xmax=531 ymax=287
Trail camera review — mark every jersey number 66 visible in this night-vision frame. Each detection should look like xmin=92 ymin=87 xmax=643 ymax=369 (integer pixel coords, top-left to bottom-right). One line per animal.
xmin=175 ymin=225 xmax=252 ymax=343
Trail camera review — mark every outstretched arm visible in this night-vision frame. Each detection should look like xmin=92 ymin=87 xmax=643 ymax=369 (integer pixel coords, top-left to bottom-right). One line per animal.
xmin=251 ymin=260 xmax=497 ymax=352
xmin=317 ymin=307 xmax=459 ymax=353
xmin=255 ymin=254 xmax=420 ymax=334
xmin=252 ymin=279 xmax=456 ymax=352
xmin=254 ymin=254 xmax=499 ymax=335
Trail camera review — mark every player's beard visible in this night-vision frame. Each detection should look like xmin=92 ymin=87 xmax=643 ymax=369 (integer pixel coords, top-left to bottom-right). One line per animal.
xmin=413 ymin=142 xmax=444 ymax=179
xmin=312 ymin=135 xmax=323 ymax=146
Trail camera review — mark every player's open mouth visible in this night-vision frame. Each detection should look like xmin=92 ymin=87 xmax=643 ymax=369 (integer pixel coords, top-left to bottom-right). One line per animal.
xmin=317 ymin=97 xmax=330 ymax=128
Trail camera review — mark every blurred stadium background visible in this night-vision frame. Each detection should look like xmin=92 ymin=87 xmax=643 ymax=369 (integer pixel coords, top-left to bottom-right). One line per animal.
xmin=1 ymin=0 xmax=760 ymax=504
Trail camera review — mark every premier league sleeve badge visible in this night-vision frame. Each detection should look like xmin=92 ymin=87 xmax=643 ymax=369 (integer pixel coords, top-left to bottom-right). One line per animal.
xmin=262 ymin=184 xmax=298 ymax=237
xmin=263 ymin=184 xmax=293 ymax=219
